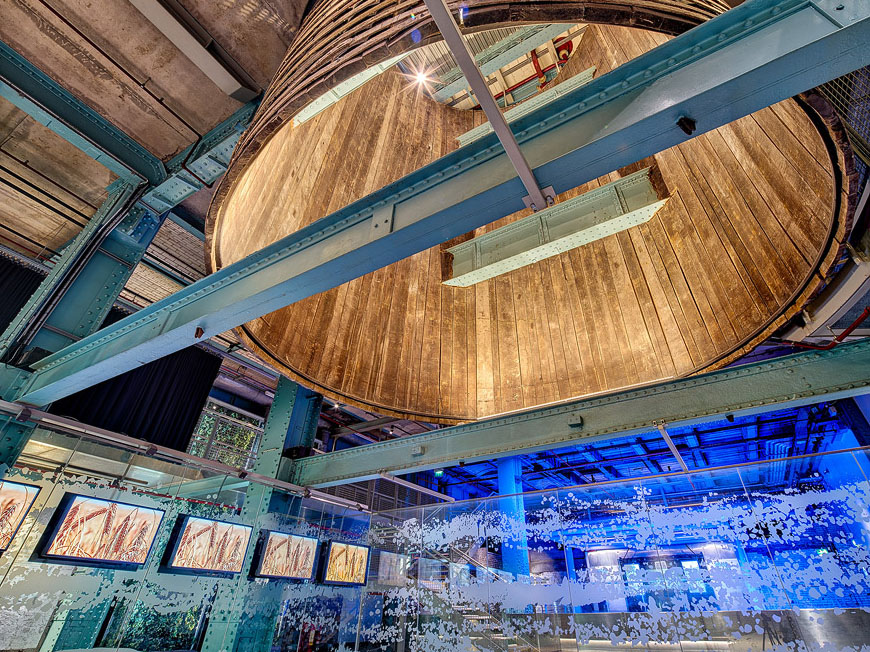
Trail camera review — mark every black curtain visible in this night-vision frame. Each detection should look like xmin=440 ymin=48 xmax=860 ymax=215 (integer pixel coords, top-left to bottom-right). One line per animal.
xmin=0 ymin=256 xmax=44 ymax=333
xmin=50 ymin=346 xmax=223 ymax=450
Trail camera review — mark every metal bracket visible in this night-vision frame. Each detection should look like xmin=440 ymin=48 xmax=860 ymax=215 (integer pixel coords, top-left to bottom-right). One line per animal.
xmin=654 ymin=420 xmax=689 ymax=472
xmin=522 ymin=186 xmax=556 ymax=211
xmin=369 ymin=204 xmax=395 ymax=240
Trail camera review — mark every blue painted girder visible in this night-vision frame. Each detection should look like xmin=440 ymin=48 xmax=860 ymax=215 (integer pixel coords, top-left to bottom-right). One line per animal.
xmin=16 ymin=0 xmax=870 ymax=406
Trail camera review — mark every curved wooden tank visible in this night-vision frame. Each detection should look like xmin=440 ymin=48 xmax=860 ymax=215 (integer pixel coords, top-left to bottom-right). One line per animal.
xmin=208 ymin=4 xmax=855 ymax=424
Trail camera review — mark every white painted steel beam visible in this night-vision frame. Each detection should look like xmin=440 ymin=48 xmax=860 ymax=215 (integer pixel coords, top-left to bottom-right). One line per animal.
xmin=444 ymin=167 xmax=665 ymax=287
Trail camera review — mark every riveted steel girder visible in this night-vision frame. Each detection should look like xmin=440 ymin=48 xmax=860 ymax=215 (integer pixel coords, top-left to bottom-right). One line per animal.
xmin=15 ymin=0 xmax=870 ymax=406
xmin=291 ymin=339 xmax=870 ymax=487
xmin=0 ymin=40 xmax=165 ymax=185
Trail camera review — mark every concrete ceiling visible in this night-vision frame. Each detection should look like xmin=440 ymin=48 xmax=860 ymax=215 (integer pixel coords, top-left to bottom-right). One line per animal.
xmin=0 ymin=0 xmax=310 ymax=399
xmin=0 ymin=95 xmax=115 ymax=257
xmin=0 ymin=0 xmax=304 ymax=258
xmin=0 ymin=0 xmax=303 ymax=159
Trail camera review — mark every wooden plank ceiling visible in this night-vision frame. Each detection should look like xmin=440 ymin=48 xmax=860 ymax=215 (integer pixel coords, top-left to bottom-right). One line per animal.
xmin=210 ymin=24 xmax=849 ymax=424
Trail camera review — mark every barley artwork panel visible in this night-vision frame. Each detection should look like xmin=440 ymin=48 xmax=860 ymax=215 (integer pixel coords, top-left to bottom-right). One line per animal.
xmin=324 ymin=542 xmax=369 ymax=585
xmin=44 ymin=495 xmax=163 ymax=565
xmin=0 ymin=481 xmax=40 ymax=551
xmin=259 ymin=532 xmax=318 ymax=579
xmin=170 ymin=517 xmax=251 ymax=573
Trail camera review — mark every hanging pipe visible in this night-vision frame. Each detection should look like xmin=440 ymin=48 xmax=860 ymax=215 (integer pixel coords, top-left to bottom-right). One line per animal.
xmin=530 ymin=48 xmax=547 ymax=89
xmin=780 ymin=305 xmax=870 ymax=350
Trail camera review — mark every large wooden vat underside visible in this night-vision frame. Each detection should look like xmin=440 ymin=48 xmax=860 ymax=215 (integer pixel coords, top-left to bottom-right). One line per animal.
xmin=209 ymin=21 xmax=853 ymax=423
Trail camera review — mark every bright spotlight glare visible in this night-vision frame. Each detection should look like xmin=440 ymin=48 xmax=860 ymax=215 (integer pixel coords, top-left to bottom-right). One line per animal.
xmin=415 ymin=71 xmax=427 ymax=84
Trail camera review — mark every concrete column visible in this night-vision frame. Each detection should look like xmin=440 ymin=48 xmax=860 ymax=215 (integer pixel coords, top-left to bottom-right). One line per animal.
xmin=496 ymin=456 xmax=530 ymax=578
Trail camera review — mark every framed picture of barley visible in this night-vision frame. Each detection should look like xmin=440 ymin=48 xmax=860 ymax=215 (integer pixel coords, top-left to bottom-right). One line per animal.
xmin=0 ymin=480 xmax=41 ymax=552
xmin=255 ymin=531 xmax=318 ymax=580
xmin=42 ymin=494 xmax=164 ymax=567
xmin=166 ymin=516 xmax=252 ymax=575
xmin=322 ymin=541 xmax=370 ymax=586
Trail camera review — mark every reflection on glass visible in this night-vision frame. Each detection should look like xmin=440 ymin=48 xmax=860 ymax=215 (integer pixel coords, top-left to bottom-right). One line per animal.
xmin=377 ymin=550 xmax=411 ymax=586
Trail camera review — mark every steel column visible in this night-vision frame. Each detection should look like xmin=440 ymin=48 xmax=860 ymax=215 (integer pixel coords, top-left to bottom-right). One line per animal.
xmin=0 ymin=183 xmax=145 ymax=364
xmin=497 ymin=457 xmax=531 ymax=577
xmin=290 ymin=339 xmax=870 ymax=487
xmin=26 ymin=206 xmax=167 ymax=355
xmin=15 ymin=0 xmax=870 ymax=406
xmin=0 ymin=365 xmax=36 ymax=477
xmin=200 ymin=379 xmax=321 ymax=652
xmin=0 ymin=101 xmax=256 ymax=365
xmin=0 ymin=416 xmax=33 ymax=479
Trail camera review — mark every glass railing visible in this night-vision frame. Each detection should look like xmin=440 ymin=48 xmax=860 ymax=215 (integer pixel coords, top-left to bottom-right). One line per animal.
xmin=2 ymin=417 xmax=869 ymax=652
xmin=361 ymin=447 xmax=870 ymax=652
xmin=0 ymin=423 xmax=370 ymax=652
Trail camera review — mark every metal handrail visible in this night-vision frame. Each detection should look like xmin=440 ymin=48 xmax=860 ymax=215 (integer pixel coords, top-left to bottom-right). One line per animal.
xmin=0 ymin=399 xmax=369 ymax=512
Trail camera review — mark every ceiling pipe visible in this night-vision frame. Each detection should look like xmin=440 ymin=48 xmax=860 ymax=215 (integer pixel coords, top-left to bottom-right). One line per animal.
xmin=423 ymin=0 xmax=549 ymax=211
xmin=780 ymin=306 xmax=870 ymax=350
xmin=654 ymin=421 xmax=690 ymax=473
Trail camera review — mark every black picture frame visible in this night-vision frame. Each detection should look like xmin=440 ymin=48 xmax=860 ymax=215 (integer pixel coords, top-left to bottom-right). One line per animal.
xmin=38 ymin=492 xmax=165 ymax=570
xmin=0 ymin=479 xmax=41 ymax=553
xmin=161 ymin=514 xmax=252 ymax=577
xmin=320 ymin=540 xmax=371 ymax=587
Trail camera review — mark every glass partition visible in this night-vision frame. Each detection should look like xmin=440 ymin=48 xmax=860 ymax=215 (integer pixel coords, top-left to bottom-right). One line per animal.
xmin=2 ymin=422 xmax=869 ymax=652
xmin=0 ymin=423 xmax=370 ymax=652
xmin=360 ymin=449 xmax=870 ymax=652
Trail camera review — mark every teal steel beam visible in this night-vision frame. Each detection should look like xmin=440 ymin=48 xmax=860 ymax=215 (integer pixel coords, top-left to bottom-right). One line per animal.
xmin=0 ymin=40 xmax=165 ymax=185
xmin=25 ymin=204 xmax=168 ymax=355
xmin=200 ymin=376 xmax=298 ymax=652
xmin=168 ymin=209 xmax=206 ymax=240
xmin=138 ymin=102 xmax=256 ymax=215
xmin=0 ymin=366 xmax=34 ymax=477
xmin=0 ymin=34 xmax=255 ymax=361
xmin=290 ymin=339 xmax=870 ymax=487
xmin=0 ymin=102 xmax=257 ymax=361
xmin=15 ymin=0 xmax=870 ymax=406
xmin=0 ymin=183 xmax=145 ymax=363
